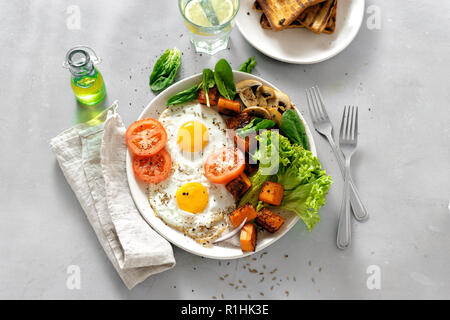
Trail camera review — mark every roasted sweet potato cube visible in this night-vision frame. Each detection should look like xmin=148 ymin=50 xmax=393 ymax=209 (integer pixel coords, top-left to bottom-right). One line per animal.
xmin=218 ymin=97 xmax=241 ymax=116
xmin=198 ymin=87 xmax=218 ymax=106
xmin=244 ymin=162 xmax=259 ymax=177
xmin=229 ymin=203 xmax=257 ymax=228
xmin=258 ymin=181 xmax=284 ymax=206
xmin=240 ymin=223 xmax=257 ymax=252
xmin=226 ymin=173 xmax=252 ymax=200
xmin=255 ymin=208 xmax=285 ymax=233
xmin=234 ymin=132 xmax=257 ymax=153
xmin=225 ymin=113 xmax=252 ymax=130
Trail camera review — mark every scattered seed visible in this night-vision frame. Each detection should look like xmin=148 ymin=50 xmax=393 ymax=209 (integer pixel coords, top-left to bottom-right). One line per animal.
xmin=249 ymin=268 xmax=258 ymax=273
xmin=312 ymin=277 xmax=316 ymax=284
xmin=243 ymin=285 xmax=247 ymax=288
xmin=270 ymin=268 xmax=278 ymax=274
xmin=270 ymin=286 xmax=274 ymax=290
xmin=238 ymin=279 xmax=242 ymax=283
xmin=285 ymin=291 xmax=289 ymax=296
xmin=212 ymin=296 xmax=217 ymax=299
xmin=319 ymin=267 xmax=322 ymax=272
xmin=263 ymin=265 xmax=266 ymax=269
xmin=260 ymin=292 xmax=264 ymax=296
xmin=272 ymin=277 xmax=276 ymax=281
xmin=308 ymin=260 xmax=312 ymax=266
xmin=224 ymin=274 xmax=229 ymax=278
xmin=221 ymin=293 xmax=225 ymax=299
xmin=229 ymin=283 xmax=234 ymax=287
xmin=260 ymin=277 xmax=264 ymax=283
xmin=284 ymin=254 xmax=288 ymax=258
xmin=293 ymin=276 xmax=297 ymax=282
xmin=248 ymin=294 xmax=251 ymax=299
xmin=220 ymin=277 xmax=224 ymax=281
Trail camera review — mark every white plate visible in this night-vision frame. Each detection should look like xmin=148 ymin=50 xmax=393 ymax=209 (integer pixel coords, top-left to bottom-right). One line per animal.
xmin=126 ymin=71 xmax=317 ymax=259
xmin=235 ymin=0 xmax=365 ymax=64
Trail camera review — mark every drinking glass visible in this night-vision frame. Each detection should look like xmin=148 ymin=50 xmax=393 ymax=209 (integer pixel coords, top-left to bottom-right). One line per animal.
xmin=178 ymin=0 xmax=240 ymax=55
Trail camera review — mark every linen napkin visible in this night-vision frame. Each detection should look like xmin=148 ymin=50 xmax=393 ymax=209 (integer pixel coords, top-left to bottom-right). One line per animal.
xmin=50 ymin=101 xmax=176 ymax=289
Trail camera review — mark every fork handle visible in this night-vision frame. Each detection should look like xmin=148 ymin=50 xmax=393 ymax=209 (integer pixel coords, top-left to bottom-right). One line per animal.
xmin=337 ymin=168 xmax=352 ymax=249
xmin=326 ymin=134 xmax=369 ymax=222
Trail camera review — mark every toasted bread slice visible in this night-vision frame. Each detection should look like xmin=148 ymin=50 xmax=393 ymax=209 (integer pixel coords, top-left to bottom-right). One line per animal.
xmin=297 ymin=0 xmax=337 ymax=34
xmin=252 ymin=0 xmax=263 ymax=12
xmin=322 ymin=3 xmax=337 ymax=34
xmin=260 ymin=13 xmax=304 ymax=29
xmin=256 ymin=0 xmax=327 ymax=31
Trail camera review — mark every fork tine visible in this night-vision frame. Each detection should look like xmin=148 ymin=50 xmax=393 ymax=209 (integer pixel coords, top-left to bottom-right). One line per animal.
xmin=306 ymin=88 xmax=318 ymax=122
xmin=339 ymin=106 xmax=348 ymax=141
xmin=306 ymin=88 xmax=320 ymax=122
xmin=354 ymin=106 xmax=358 ymax=142
xmin=311 ymin=86 xmax=324 ymax=121
xmin=313 ymin=86 xmax=329 ymax=120
xmin=347 ymin=106 xmax=353 ymax=140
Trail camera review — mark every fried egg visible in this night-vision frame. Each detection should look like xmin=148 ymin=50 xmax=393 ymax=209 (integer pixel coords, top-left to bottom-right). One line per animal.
xmin=148 ymin=102 xmax=235 ymax=244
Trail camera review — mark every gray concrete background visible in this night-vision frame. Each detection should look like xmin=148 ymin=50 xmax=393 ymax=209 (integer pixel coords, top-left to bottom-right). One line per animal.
xmin=0 ymin=0 xmax=449 ymax=299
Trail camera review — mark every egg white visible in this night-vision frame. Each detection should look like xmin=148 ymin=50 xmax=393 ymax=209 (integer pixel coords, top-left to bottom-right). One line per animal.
xmin=148 ymin=103 xmax=236 ymax=244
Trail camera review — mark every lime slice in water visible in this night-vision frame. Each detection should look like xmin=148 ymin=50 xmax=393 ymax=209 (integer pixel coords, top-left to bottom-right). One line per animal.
xmin=185 ymin=0 xmax=211 ymax=26
xmin=211 ymin=0 xmax=234 ymax=24
xmin=185 ymin=0 xmax=234 ymax=27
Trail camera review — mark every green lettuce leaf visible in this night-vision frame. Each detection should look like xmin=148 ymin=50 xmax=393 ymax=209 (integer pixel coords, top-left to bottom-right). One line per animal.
xmin=150 ymin=48 xmax=181 ymax=91
xmin=240 ymin=130 xmax=332 ymax=231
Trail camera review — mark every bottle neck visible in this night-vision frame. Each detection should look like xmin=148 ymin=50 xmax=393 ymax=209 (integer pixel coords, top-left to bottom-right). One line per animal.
xmin=66 ymin=48 xmax=96 ymax=78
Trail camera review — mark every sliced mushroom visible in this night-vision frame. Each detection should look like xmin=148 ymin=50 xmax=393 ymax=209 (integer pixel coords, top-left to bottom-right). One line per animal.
xmin=236 ymin=80 xmax=263 ymax=107
xmin=256 ymin=85 xmax=275 ymax=108
xmin=241 ymin=106 xmax=271 ymax=120
xmin=266 ymin=107 xmax=283 ymax=126
xmin=266 ymin=89 xmax=293 ymax=112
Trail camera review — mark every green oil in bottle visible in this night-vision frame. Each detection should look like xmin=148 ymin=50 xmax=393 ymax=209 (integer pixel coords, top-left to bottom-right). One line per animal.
xmin=64 ymin=46 xmax=106 ymax=106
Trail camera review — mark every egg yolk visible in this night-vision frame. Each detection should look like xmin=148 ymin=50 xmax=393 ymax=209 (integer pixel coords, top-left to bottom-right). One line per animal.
xmin=177 ymin=121 xmax=209 ymax=153
xmin=176 ymin=183 xmax=209 ymax=214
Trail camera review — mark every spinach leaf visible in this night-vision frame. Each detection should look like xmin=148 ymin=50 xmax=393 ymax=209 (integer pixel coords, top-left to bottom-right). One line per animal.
xmin=149 ymin=48 xmax=181 ymax=91
xmin=280 ymin=109 xmax=309 ymax=150
xmin=167 ymin=84 xmax=201 ymax=106
xmin=238 ymin=56 xmax=256 ymax=73
xmin=214 ymin=59 xmax=236 ymax=100
xmin=202 ymin=68 xmax=215 ymax=107
xmin=236 ymin=117 xmax=275 ymax=137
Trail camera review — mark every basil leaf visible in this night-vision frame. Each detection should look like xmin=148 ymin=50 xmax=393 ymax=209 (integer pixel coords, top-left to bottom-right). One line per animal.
xmin=238 ymin=56 xmax=256 ymax=73
xmin=280 ymin=109 xmax=309 ymax=150
xmin=214 ymin=59 xmax=236 ymax=100
xmin=236 ymin=118 xmax=275 ymax=137
xmin=202 ymin=68 xmax=215 ymax=107
xmin=167 ymin=84 xmax=201 ymax=106
xmin=149 ymin=48 xmax=181 ymax=91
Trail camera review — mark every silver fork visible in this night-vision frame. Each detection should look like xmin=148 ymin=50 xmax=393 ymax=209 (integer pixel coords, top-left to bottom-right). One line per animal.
xmin=306 ymin=86 xmax=368 ymax=222
xmin=336 ymin=106 xmax=358 ymax=249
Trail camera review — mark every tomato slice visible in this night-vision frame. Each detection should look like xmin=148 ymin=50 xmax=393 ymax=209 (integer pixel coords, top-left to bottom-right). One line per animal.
xmin=204 ymin=148 xmax=245 ymax=184
xmin=132 ymin=149 xmax=172 ymax=183
xmin=126 ymin=118 xmax=167 ymax=156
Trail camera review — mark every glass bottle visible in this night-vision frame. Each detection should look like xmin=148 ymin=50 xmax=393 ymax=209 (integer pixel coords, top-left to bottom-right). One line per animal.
xmin=63 ymin=46 xmax=106 ymax=106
